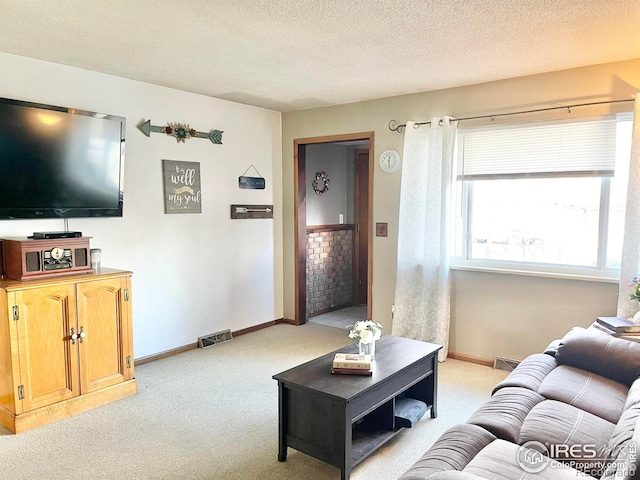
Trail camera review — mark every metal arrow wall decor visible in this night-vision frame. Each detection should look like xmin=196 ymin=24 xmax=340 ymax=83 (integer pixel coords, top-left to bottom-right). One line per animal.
xmin=138 ymin=119 xmax=223 ymax=144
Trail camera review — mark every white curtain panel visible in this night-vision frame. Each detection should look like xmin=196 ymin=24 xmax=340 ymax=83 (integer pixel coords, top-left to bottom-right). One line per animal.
xmin=618 ymin=93 xmax=640 ymax=319
xmin=393 ymin=118 xmax=457 ymax=362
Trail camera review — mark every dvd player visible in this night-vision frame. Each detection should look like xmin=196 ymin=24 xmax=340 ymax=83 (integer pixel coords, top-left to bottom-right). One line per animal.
xmin=33 ymin=231 xmax=83 ymax=239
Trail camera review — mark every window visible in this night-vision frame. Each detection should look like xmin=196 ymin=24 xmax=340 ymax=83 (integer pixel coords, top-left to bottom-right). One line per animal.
xmin=451 ymin=113 xmax=633 ymax=280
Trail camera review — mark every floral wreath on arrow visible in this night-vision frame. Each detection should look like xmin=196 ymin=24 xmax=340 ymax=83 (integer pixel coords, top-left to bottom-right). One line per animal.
xmin=162 ymin=123 xmax=197 ymax=143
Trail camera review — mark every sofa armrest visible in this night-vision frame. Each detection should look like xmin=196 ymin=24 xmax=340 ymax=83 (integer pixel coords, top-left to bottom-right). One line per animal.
xmin=492 ymin=353 xmax=557 ymax=395
xmin=601 ymin=414 xmax=640 ymax=480
xmin=543 ymin=339 xmax=561 ymax=356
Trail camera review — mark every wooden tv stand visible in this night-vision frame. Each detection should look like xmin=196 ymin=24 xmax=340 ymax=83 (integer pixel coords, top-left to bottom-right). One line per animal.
xmin=273 ymin=336 xmax=441 ymax=480
xmin=0 ymin=268 xmax=137 ymax=433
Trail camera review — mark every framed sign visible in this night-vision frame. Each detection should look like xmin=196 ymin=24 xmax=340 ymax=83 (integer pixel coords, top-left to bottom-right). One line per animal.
xmin=238 ymin=164 xmax=266 ymax=190
xmin=162 ymin=160 xmax=202 ymax=214
xmin=238 ymin=176 xmax=265 ymax=189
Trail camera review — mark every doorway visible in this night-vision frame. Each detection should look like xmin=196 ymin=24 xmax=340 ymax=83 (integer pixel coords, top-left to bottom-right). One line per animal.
xmin=294 ymin=132 xmax=374 ymax=325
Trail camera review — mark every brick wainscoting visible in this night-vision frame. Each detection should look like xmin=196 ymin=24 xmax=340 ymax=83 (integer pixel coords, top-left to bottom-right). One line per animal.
xmin=306 ymin=225 xmax=355 ymax=317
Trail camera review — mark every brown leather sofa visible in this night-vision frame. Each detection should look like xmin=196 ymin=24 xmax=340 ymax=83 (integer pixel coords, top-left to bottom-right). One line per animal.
xmin=399 ymin=327 xmax=640 ymax=479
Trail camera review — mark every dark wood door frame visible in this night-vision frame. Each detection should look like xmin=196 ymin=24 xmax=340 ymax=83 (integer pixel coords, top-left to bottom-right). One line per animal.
xmin=354 ymin=149 xmax=369 ymax=306
xmin=294 ymin=132 xmax=374 ymax=325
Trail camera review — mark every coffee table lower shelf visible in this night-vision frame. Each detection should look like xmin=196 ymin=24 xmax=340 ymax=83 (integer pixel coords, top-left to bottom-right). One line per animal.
xmin=352 ymin=428 xmax=405 ymax=466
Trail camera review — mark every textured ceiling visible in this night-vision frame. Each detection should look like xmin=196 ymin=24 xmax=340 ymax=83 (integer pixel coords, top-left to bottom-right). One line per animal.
xmin=1 ymin=0 xmax=639 ymax=112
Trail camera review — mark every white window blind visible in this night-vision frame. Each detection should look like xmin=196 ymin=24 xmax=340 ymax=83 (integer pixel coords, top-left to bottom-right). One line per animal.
xmin=456 ymin=115 xmax=622 ymax=179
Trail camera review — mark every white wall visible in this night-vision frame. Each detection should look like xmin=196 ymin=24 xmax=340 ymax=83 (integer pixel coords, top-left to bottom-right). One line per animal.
xmin=0 ymin=53 xmax=283 ymax=359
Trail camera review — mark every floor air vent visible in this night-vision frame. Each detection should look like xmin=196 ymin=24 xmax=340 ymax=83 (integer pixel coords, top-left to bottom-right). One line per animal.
xmin=198 ymin=329 xmax=233 ymax=348
xmin=494 ymin=357 xmax=520 ymax=371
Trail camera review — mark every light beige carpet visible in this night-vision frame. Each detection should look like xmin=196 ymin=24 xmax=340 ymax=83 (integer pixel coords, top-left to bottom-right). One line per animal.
xmin=0 ymin=323 xmax=508 ymax=480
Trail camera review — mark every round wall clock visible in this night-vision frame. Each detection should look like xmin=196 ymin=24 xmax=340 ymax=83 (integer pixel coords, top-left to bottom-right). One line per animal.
xmin=379 ymin=149 xmax=401 ymax=173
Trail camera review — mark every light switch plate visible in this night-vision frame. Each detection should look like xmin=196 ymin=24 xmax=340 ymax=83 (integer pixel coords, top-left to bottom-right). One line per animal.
xmin=376 ymin=223 xmax=388 ymax=237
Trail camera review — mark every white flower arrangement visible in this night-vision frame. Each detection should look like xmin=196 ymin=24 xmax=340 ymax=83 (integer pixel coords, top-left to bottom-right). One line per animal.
xmin=348 ymin=320 xmax=383 ymax=345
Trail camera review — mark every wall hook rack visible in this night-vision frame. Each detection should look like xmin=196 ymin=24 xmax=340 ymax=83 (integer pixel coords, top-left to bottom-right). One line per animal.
xmin=230 ymin=204 xmax=273 ymax=219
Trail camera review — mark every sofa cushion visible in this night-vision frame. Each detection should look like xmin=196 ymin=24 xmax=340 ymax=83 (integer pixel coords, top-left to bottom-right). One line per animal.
xmin=467 ymin=387 xmax=545 ymax=443
xmin=555 ymin=328 xmax=640 ymax=387
xmin=492 ymin=353 xmax=558 ymax=395
xmin=463 ymin=439 xmax=598 ymax=479
xmin=538 ymin=365 xmax=628 ymax=423
xmin=397 ymin=424 xmax=497 ymax=480
xmin=519 ymin=399 xmax=615 ymax=476
xmin=519 ymin=399 xmax=615 ymax=448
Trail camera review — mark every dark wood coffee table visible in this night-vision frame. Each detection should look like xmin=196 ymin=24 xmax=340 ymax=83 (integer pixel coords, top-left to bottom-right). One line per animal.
xmin=273 ymin=335 xmax=441 ymax=480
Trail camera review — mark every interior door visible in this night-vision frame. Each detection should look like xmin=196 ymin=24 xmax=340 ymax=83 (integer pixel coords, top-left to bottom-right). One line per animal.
xmin=76 ymin=277 xmax=132 ymax=394
xmin=13 ymin=284 xmax=79 ymax=413
xmin=295 ymin=132 xmax=374 ymax=324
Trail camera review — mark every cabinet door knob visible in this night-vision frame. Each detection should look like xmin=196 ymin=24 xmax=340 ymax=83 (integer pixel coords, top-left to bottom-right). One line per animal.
xmin=70 ymin=328 xmax=78 ymax=345
xmin=78 ymin=326 xmax=86 ymax=343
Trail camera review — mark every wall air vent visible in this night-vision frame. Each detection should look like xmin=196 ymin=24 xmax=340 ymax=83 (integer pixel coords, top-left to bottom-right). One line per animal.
xmin=494 ymin=356 xmax=520 ymax=372
xmin=198 ymin=329 xmax=233 ymax=348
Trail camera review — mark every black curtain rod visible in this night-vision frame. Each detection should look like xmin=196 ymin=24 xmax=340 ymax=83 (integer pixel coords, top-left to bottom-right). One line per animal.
xmin=388 ymin=98 xmax=635 ymax=132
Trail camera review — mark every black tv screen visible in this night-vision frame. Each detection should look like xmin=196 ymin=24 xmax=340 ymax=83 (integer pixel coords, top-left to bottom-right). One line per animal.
xmin=0 ymin=97 xmax=125 ymax=219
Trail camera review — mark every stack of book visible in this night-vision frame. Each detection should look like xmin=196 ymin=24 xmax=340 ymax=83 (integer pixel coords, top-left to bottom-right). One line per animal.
xmin=592 ymin=316 xmax=640 ymax=342
xmin=331 ymin=353 xmax=373 ymax=376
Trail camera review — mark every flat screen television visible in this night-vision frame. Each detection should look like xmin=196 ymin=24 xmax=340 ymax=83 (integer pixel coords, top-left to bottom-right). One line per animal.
xmin=0 ymin=97 xmax=125 ymax=219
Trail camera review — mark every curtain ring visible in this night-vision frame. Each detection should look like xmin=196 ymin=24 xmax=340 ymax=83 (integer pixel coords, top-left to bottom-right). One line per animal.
xmin=438 ymin=119 xmax=444 ymax=126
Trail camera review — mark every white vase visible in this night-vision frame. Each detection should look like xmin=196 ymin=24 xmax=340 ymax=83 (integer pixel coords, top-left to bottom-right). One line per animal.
xmin=358 ymin=341 xmax=375 ymax=359
xmin=633 ymin=311 xmax=640 ymax=324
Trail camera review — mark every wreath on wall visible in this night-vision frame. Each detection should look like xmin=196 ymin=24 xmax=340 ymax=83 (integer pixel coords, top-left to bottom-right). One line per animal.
xmin=312 ymin=171 xmax=330 ymax=196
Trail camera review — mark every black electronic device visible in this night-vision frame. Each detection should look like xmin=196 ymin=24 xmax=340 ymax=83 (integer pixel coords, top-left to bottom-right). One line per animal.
xmin=0 ymin=97 xmax=125 ymax=219
xmin=33 ymin=231 xmax=83 ymax=239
